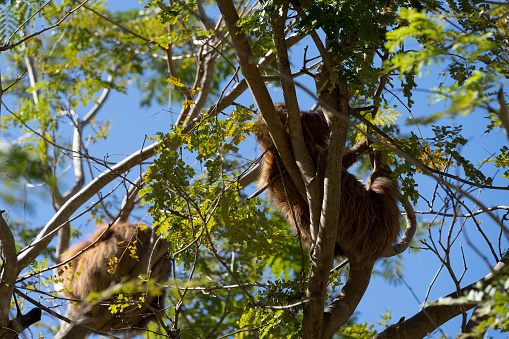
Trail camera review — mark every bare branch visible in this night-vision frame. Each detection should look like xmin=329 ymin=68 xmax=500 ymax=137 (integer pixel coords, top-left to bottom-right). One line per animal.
xmin=414 ymin=205 xmax=509 ymax=217
xmin=238 ymin=163 xmax=261 ymax=189
xmin=62 ymin=75 xmax=113 ymax=204
xmin=272 ymin=5 xmax=320 ymax=239
xmin=82 ymin=77 xmax=112 ymax=125
xmin=24 ymin=55 xmax=39 ymax=106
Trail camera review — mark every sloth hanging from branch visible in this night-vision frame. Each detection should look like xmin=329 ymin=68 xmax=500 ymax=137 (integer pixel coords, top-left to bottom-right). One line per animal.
xmin=257 ymin=102 xmax=397 ymax=262
xmin=256 ymin=102 xmax=410 ymax=263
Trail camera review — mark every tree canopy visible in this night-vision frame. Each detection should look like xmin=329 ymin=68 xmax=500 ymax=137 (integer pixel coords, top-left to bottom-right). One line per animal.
xmin=0 ymin=0 xmax=508 ymax=338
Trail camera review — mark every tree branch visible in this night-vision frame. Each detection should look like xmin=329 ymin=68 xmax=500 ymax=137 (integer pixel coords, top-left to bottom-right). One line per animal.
xmin=15 ymin=288 xmax=120 ymax=339
xmin=0 ymin=212 xmax=18 ymax=327
xmin=117 ymin=172 xmax=146 ymax=224
xmin=321 ymin=261 xmax=375 ymax=339
xmin=272 ymin=5 xmax=322 ymax=239
xmin=176 ymin=50 xmax=217 ymax=126
xmin=6 ymin=307 xmax=42 ymax=338
xmin=215 ymin=0 xmax=307 ymax=201
xmin=302 ymin=62 xmax=351 ymax=339
xmin=373 ymin=252 xmax=509 ymax=339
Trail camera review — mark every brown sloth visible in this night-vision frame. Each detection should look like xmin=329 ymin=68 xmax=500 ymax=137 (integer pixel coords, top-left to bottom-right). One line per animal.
xmin=60 ymin=223 xmax=171 ymax=333
xmin=256 ymin=103 xmax=401 ymax=262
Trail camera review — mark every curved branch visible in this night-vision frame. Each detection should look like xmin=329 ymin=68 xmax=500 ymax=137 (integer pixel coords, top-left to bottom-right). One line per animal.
xmin=321 ymin=261 xmax=375 ymax=339
xmin=55 ymin=79 xmax=113 ymax=260
xmin=82 ymin=77 xmax=112 ymax=125
xmin=373 ymin=252 xmax=509 ymax=339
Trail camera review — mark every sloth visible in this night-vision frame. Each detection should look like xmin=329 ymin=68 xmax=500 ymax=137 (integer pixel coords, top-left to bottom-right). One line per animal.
xmin=256 ymin=103 xmax=401 ymax=262
xmin=59 ymin=223 xmax=171 ymax=333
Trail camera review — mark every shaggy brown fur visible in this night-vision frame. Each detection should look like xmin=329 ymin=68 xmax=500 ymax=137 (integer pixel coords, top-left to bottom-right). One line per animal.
xmin=60 ymin=223 xmax=171 ymax=333
xmin=256 ymin=103 xmax=401 ymax=262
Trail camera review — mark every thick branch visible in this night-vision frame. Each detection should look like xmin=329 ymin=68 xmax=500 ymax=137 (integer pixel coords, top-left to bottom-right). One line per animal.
xmin=272 ymin=7 xmax=320 ymax=240
xmin=321 ymin=261 xmax=375 ymax=339
xmin=373 ymin=252 xmax=509 ymax=339
xmin=4 ymin=308 xmax=42 ymax=338
xmin=237 ymin=163 xmax=260 ymax=188
xmin=216 ymin=0 xmax=306 ymax=200
xmin=302 ymin=64 xmax=350 ymax=338
xmin=0 ymin=212 xmax=18 ymax=326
